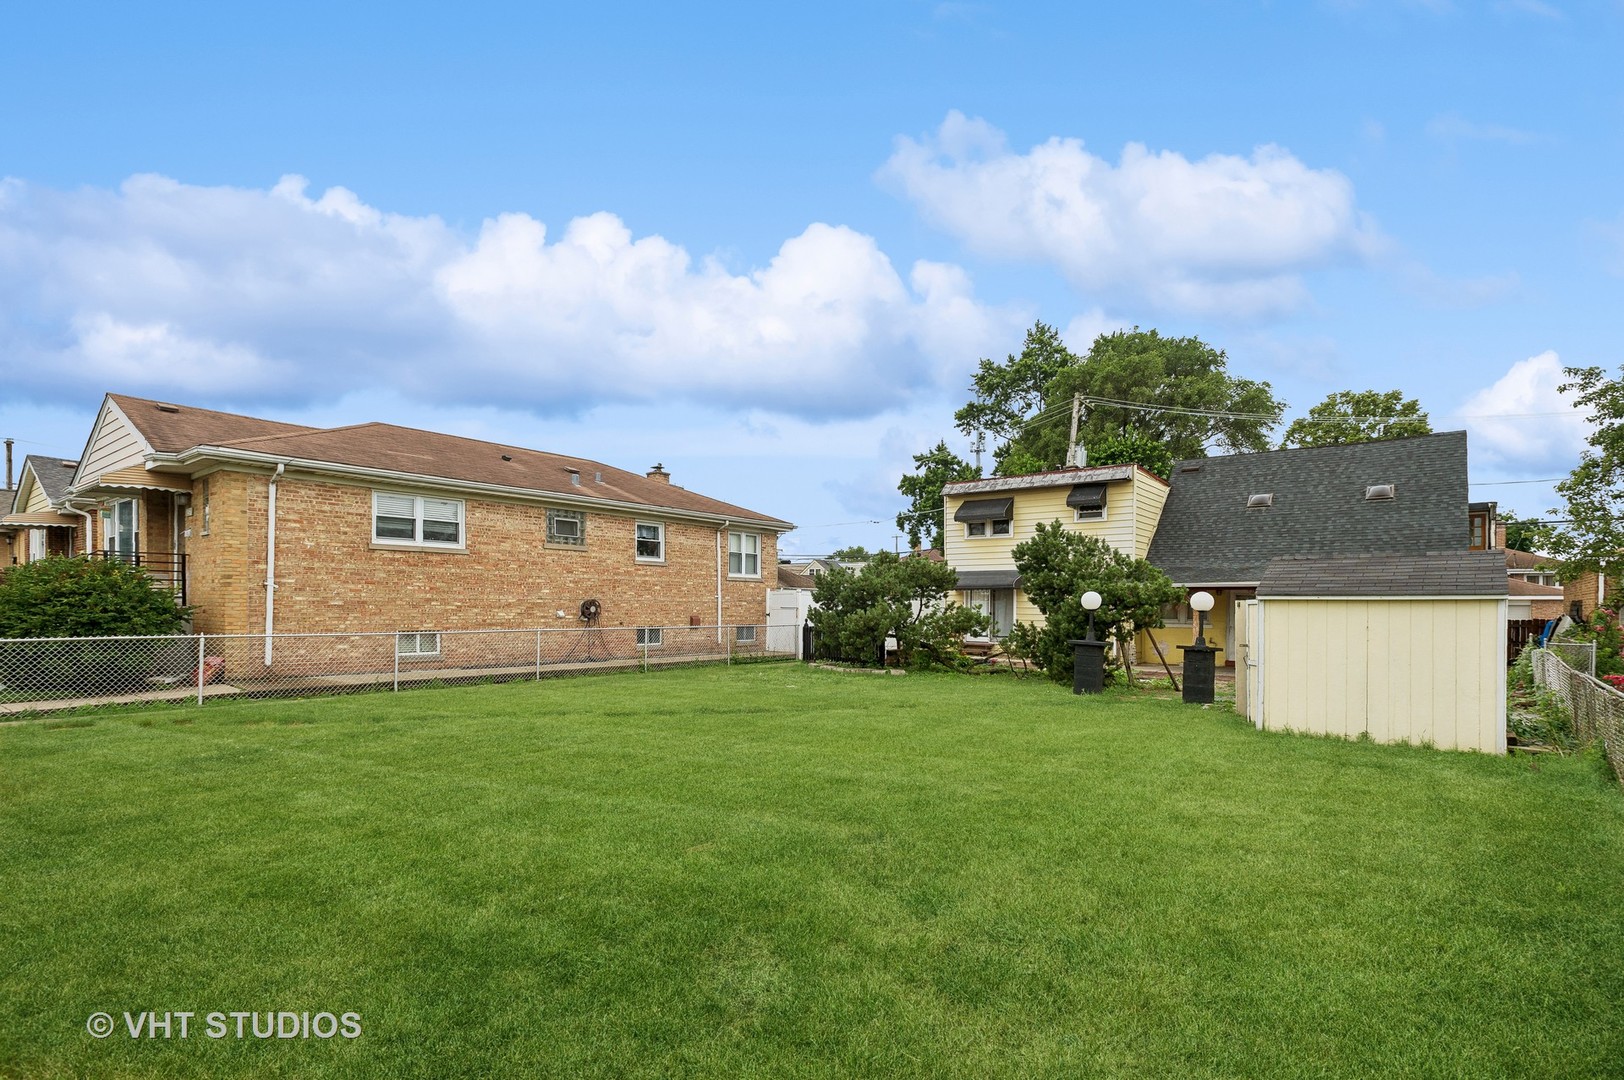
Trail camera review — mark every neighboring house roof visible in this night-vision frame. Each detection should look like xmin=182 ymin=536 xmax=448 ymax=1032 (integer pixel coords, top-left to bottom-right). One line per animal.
xmin=942 ymin=463 xmax=1147 ymax=497
xmin=23 ymin=455 xmax=79 ymax=507
xmin=775 ymin=568 xmax=816 ymax=590
xmin=0 ymin=488 xmax=13 ymax=516
xmin=1505 ymin=547 xmax=1557 ymax=571
xmin=95 ymin=394 xmax=791 ymax=530
xmin=1506 ymin=577 xmax=1566 ymax=599
xmin=1257 ymin=551 xmax=1508 ymax=598
xmin=1147 ymin=432 xmax=1471 ymax=586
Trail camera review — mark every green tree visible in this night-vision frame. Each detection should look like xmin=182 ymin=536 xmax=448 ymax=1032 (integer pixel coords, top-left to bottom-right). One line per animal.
xmin=955 ymin=324 xmax=1284 ymax=473
xmin=896 ymin=441 xmax=980 ymax=552
xmin=1278 ymin=389 xmax=1433 ymax=448
xmin=807 ymin=553 xmax=988 ymax=668
xmin=1548 ymin=364 xmax=1624 ymax=582
xmin=953 ymin=321 xmax=1075 ymax=456
xmin=1499 ymin=510 xmax=1555 ymax=555
xmin=1085 ymin=432 xmax=1175 ymax=480
xmin=828 ymin=545 xmax=876 ymax=562
xmin=1009 ymin=522 xmax=1183 ymax=686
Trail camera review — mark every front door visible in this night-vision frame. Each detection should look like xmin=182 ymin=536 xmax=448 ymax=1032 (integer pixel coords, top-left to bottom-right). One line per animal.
xmin=111 ymin=499 xmax=138 ymax=560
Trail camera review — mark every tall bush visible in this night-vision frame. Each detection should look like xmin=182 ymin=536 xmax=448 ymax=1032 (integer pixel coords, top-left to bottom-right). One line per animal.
xmin=1010 ymin=522 xmax=1182 ymax=685
xmin=808 ymin=553 xmax=988 ymax=668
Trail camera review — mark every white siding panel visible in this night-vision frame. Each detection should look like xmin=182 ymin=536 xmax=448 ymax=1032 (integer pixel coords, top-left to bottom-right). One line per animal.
xmin=1258 ymin=597 xmax=1504 ymax=754
xmin=78 ymin=401 xmax=150 ymax=483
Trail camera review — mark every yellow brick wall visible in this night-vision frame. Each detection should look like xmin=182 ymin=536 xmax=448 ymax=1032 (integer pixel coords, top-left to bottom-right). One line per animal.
xmin=188 ymin=471 xmax=777 ymax=636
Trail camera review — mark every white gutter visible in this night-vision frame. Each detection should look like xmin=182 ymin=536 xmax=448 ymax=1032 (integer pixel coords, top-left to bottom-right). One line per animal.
xmin=263 ymin=463 xmax=285 ymax=666
xmin=163 ymin=447 xmax=792 ymax=533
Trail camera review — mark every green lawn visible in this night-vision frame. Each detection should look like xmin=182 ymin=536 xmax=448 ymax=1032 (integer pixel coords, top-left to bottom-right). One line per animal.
xmin=3 ymin=665 xmax=1622 ymax=1079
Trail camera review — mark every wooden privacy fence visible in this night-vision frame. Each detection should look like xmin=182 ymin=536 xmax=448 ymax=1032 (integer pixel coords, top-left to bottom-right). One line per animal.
xmin=1532 ymin=648 xmax=1624 ymax=788
xmin=1507 ymin=619 xmax=1545 ymax=665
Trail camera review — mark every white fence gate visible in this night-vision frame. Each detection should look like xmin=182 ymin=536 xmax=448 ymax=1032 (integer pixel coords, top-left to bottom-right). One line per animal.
xmin=767 ymin=588 xmax=811 ymax=658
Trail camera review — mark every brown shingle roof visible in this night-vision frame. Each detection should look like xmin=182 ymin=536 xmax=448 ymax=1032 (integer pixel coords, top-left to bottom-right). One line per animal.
xmin=1507 ymin=577 xmax=1565 ymax=598
xmin=1505 ymin=547 xmax=1558 ymax=571
xmin=111 ymin=394 xmax=318 ymax=452
xmin=107 ymin=393 xmax=790 ymax=527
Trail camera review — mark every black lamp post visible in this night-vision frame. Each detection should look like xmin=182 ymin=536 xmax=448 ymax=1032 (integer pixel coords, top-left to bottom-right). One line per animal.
xmin=1179 ymin=590 xmax=1218 ymax=704
xmin=1068 ymin=589 xmax=1107 ymax=694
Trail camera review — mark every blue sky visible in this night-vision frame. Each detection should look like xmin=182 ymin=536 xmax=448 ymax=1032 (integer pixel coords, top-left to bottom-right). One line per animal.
xmin=1 ymin=0 xmax=1616 ymax=553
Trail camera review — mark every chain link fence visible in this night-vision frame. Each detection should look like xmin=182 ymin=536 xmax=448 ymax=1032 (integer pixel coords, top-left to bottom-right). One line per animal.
xmin=1532 ymin=648 xmax=1624 ymax=787
xmin=0 ymin=624 xmax=787 ymax=717
xmin=1545 ymin=640 xmax=1597 ymax=677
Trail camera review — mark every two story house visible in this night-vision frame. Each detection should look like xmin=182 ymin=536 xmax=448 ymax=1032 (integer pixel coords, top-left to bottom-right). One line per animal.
xmin=940 ymin=464 xmax=1171 ymax=639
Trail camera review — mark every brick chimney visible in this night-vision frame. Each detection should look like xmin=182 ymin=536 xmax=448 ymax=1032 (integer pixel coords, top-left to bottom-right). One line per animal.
xmin=646 ymin=463 xmax=670 ymax=484
xmin=1495 ymin=521 xmax=1507 ymax=551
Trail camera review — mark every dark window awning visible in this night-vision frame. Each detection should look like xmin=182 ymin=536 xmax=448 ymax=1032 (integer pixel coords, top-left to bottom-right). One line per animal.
xmin=954 ymin=497 xmax=1013 ymax=523
xmin=957 ymin=570 xmax=1021 ymax=590
xmin=1066 ymin=483 xmax=1107 ymax=510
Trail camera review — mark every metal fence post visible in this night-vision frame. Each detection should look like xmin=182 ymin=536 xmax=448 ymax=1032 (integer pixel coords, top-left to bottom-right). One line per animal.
xmin=393 ymin=634 xmax=400 ymax=693
xmin=641 ymin=637 xmax=648 ymax=674
xmin=727 ymin=627 xmax=733 ymax=666
xmin=535 ymin=629 xmax=542 ymax=681
xmin=196 ymin=633 xmax=206 ymax=706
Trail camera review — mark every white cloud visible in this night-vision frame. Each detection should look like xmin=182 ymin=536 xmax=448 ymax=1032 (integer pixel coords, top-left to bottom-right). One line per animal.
xmin=879 ymin=111 xmax=1384 ymax=319
xmin=1425 ymin=113 xmax=1542 ymax=145
xmin=0 ymin=173 xmax=1021 ymax=419
xmin=1454 ymin=351 xmax=1590 ymax=470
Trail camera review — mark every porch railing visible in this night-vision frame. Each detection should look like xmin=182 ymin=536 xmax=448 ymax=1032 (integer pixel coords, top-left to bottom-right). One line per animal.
xmin=94 ymin=550 xmax=187 ymax=605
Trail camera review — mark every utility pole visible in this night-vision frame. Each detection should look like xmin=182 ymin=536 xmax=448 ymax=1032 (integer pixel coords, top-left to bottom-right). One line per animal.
xmin=1067 ymin=394 xmax=1083 ymax=466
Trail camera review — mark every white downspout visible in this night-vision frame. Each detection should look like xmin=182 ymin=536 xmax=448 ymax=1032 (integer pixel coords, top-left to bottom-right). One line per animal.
xmin=716 ymin=520 xmax=731 ymax=644
xmin=263 ymin=463 xmax=285 ymax=666
xmin=64 ymin=500 xmax=96 ymax=555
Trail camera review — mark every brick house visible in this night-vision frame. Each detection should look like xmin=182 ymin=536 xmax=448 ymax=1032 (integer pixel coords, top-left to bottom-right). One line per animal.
xmin=58 ymin=394 xmax=791 ymax=643
xmin=1 ymin=455 xmax=88 ymax=565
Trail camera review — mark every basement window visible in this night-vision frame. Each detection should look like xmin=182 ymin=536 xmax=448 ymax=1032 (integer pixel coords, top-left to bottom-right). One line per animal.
xmin=636 ymin=627 xmax=663 ymax=647
xmin=735 ymin=625 xmax=757 ymax=643
xmin=396 ymin=632 xmax=441 ymax=659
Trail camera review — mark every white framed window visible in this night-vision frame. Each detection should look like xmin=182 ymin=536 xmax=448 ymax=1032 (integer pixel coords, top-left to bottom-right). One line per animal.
xmin=547 ymin=508 xmax=586 ymax=547
xmin=635 ymin=521 xmax=665 ymax=562
xmin=735 ymin=625 xmax=757 ymax=643
xmin=1160 ymin=601 xmax=1193 ymax=626
xmin=1074 ymin=505 xmax=1107 ymax=522
xmin=636 ymin=627 xmax=663 ymax=647
xmin=111 ymin=498 xmax=138 ymax=558
xmin=728 ymin=531 xmax=760 ymax=577
xmin=396 ymin=631 xmax=441 ymax=658
xmin=966 ymin=519 xmax=1011 ymax=538
xmin=373 ymin=493 xmax=464 ymax=548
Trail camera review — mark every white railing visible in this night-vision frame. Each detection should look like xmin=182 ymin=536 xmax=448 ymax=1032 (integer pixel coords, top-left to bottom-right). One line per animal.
xmin=0 ymin=625 xmax=788 ymax=715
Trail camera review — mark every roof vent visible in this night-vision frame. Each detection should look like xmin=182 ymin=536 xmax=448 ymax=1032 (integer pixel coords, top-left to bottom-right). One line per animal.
xmin=60 ymin=460 xmax=76 ymax=469
xmin=1247 ymin=493 xmax=1273 ymax=509
xmin=1179 ymin=463 xmax=1202 ymax=473
xmin=501 ymin=454 xmax=513 ymax=462
xmin=154 ymin=403 xmax=181 ymax=413
xmin=1365 ymin=483 xmax=1396 ymax=501
xmin=567 ymin=467 xmax=581 ymax=487
xmin=594 ymin=471 xmax=603 ymax=484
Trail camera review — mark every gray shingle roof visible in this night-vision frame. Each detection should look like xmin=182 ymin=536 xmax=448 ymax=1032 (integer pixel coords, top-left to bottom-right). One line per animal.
xmin=24 ymin=455 xmax=79 ymax=507
xmin=1258 ymin=551 xmax=1509 ymax=597
xmin=1146 ymin=432 xmax=1470 ymax=585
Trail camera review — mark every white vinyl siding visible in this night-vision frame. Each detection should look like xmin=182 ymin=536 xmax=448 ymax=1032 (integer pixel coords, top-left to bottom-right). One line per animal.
xmin=729 ymin=531 xmax=760 ymax=577
xmin=78 ymin=399 xmax=149 ymax=485
xmin=373 ymin=492 xmax=464 ymax=547
xmin=635 ymin=521 xmax=665 ymax=562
